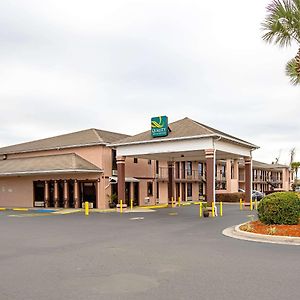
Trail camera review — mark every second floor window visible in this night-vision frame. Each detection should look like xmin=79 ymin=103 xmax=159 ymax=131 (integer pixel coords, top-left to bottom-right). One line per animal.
xmin=187 ymin=161 xmax=192 ymax=176
xmin=112 ymin=149 xmax=117 ymax=170
xmin=198 ymin=163 xmax=203 ymax=176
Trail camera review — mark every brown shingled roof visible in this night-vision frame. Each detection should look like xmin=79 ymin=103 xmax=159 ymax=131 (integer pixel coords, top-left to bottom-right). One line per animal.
xmin=114 ymin=117 xmax=257 ymax=148
xmin=0 ymin=153 xmax=102 ymax=176
xmin=0 ymin=128 xmax=129 ymax=155
xmin=252 ymin=160 xmax=289 ymax=170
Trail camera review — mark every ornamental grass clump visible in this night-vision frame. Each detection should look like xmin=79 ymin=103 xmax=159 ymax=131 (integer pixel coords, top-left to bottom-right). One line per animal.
xmin=258 ymin=192 xmax=300 ymax=225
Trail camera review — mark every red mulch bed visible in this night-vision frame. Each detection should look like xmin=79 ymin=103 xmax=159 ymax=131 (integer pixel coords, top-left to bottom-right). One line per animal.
xmin=240 ymin=220 xmax=300 ymax=237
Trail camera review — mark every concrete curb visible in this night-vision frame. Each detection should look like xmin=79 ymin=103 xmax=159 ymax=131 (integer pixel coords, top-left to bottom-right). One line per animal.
xmin=222 ymin=222 xmax=300 ymax=246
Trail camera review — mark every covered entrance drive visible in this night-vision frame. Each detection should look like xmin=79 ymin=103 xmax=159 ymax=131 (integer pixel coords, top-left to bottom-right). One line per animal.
xmin=112 ymin=117 xmax=258 ymax=206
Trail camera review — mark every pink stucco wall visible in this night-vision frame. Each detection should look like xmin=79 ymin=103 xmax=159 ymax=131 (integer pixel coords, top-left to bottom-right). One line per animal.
xmin=0 ymin=173 xmax=102 ymax=208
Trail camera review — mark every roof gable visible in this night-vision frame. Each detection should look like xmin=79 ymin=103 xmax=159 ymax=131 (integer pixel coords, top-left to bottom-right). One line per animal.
xmin=115 ymin=117 xmax=256 ymax=148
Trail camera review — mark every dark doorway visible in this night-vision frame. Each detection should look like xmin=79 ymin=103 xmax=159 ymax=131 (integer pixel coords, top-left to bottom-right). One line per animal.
xmin=133 ymin=182 xmax=139 ymax=206
xmin=175 ymin=183 xmax=180 ymax=201
xmin=58 ymin=181 xmax=64 ymax=207
xmin=181 ymin=183 xmax=186 ymax=201
xmin=125 ymin=182 xmax=131 ymax=206
xmin=68 ymin=180 xmax=75 ymax=208
xmin=33 ymin=181 xmax=45 ymax=207
xmin=49 ymin=181 xmax=55 ymax=207
xmin=80 ymin=182 xmax=97 ymax=208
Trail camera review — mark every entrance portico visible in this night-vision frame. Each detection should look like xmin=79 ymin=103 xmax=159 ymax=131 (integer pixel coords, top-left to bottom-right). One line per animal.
xmin=112 ymin=117 xmax=258 ymax=206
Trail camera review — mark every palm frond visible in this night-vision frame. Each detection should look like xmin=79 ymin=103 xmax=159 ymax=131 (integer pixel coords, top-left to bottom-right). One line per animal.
xmin=262 ymin=0 xmax=300 ymax=47
xmin=285 ymin=52 xmax=300 ymax=85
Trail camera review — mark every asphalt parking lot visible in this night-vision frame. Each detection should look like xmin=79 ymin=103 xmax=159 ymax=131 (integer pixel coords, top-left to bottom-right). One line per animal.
xmin=0 ymin=205 xmax=299 ymax=300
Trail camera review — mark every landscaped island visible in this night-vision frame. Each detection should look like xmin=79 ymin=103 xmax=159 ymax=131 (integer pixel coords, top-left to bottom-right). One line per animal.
xmin=240 ymin=192 xmax=300 ymax=237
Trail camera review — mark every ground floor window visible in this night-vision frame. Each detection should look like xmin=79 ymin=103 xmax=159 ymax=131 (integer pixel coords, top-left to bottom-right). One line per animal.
xmin=187 ymin=183 xmax=192 ymax=198
xmin=199 ymin=182 xmax=204 ymax=196
xmin=147 ymin=182 xmax=153 ymax=196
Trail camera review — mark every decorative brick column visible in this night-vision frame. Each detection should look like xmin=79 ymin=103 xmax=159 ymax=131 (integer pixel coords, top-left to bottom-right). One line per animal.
xmin=205 ymin=149 xmax=215 ymax=205
xmin=117 ymin=156 xmax=126 ymax=204
xmin=44 ymin=181 xmax=49 ymax=208
xmin=233 ymin=159 xmax=239 ymax=180
xmin=225 ymin=159 xmax=232 ymax=192
xmin=74 ymin=180 xmax=80 ymax=208
xmin=168 ymin=161 xmax=175 ymax=203
xmin=244 ymin=157 xmax=252 ymax=203
xmin=97 ymin=177 xmax=106 ymax=209
xmin=63 ymin=180 xmax=69 ymax=208
xmin=54 ymin=180 xmax=59 ymax=208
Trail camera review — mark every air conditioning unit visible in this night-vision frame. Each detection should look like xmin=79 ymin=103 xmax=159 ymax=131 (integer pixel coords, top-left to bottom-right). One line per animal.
xmin=112 ymin=170 xmax=118 ymax=176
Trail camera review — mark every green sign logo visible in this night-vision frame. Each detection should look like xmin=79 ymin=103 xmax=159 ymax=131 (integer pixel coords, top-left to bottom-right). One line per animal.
xmin=151 ymin=116 xmax=168 ymax=137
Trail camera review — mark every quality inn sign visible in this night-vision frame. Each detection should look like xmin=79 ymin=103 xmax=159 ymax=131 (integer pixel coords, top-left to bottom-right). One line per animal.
xmin=151 ymin=116 xmax=168 ymax=137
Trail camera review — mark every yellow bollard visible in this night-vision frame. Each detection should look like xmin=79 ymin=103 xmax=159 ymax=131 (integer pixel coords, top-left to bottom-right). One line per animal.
xmin=130 ymin=199 xmax=133 ymax=210
xmin=199 ymin=202 xmax=202 ymax=217
xmin=171 ymin=197 xmax=174 ymax=208
xmin=178 ymin=196 xmax=181 ymax=207
xmin=212 ymin=203 xmax=215 ymax=218
xmin=220 ymin=202 xmax=223 ymax=217
xmin=255 ymin=199 xmax=258 ymax=210
xmin=120 ymin=200 xmax=123 ymax=214
xmin=250 ymin=198 xmax=253 ymax=211
xmin=239 ymin=198 xmax=243 ymax=210
xmin=85 ymin=201 xmax=89 ymax=216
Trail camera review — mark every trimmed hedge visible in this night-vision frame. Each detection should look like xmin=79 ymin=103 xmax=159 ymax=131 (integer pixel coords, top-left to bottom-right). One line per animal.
xmin=257 ymin=192 xmax=300 ymax=225
xmin=216 ymin=192 xmax=245 ymax=203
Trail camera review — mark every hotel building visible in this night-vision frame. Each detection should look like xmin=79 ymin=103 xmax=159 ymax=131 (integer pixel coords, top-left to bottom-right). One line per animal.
xmin=0 ymin=117 xmax=293 ymax=208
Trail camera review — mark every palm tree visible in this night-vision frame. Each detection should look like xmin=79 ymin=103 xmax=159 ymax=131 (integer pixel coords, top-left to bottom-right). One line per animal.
xmin=291 ymin=161 xmax=300 ymax=178
xmin=262 ymin=0 xmax=300 ymax=85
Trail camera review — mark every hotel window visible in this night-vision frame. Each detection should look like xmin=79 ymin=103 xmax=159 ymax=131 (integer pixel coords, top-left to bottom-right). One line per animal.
xmin=147 ymin=182 xmax=153 ymax=196
xmin=181 ymin=162 xmax=186 ymax=178
xmin=156 ymin=182 xmax=159 ymax=198
xmin=148 ymin=160 xmax=152 ymax=165
xmin=134 ymin=158 xmax=138 ymax=164
xmin=155 ymin=161 xmax=159 ymax=174
xmin=198 ymin=162 xmax=203 ymax=176
xmin=187 ymin=161 xmax=192 ymax=176
xmin=199 ymin=182 xmax=204 ymax=196
xmin=187 ymin=183 xmax=192 ymax=197
xmin=175 ymin=162 xmax=180 ymax=178
xmin=112 ymin=149 xmax=117 ymax=170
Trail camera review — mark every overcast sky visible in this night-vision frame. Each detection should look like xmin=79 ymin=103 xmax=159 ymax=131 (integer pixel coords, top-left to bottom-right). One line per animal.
xmin=0 ymin=0 xmax=299 ymax=164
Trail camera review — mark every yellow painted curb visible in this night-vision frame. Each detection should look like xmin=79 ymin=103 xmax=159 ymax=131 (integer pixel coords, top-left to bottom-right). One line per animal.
xmin=182 ymin=203 xmax=191 ymax=206
xmin=139 ymin=204 xmax=168 ymax=209
xmin=92 ymin=209 xmax=115 ymax=213
xmin=12 ymin=208 xmax=29 ymax=211
xmin=0 ymin=208 xmax=6 ymax=211
xmin=53 ymin=209 xmax=82 ymax=215
xmin=8 ymin=213 xmax=54 ymax=217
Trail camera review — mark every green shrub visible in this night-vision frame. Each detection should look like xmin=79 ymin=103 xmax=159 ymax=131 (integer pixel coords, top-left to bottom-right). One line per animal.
xmin=258 ymin=192 xmax=300 ymax=225
xmin=216 ymin=192 xmax=245 ymax=203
